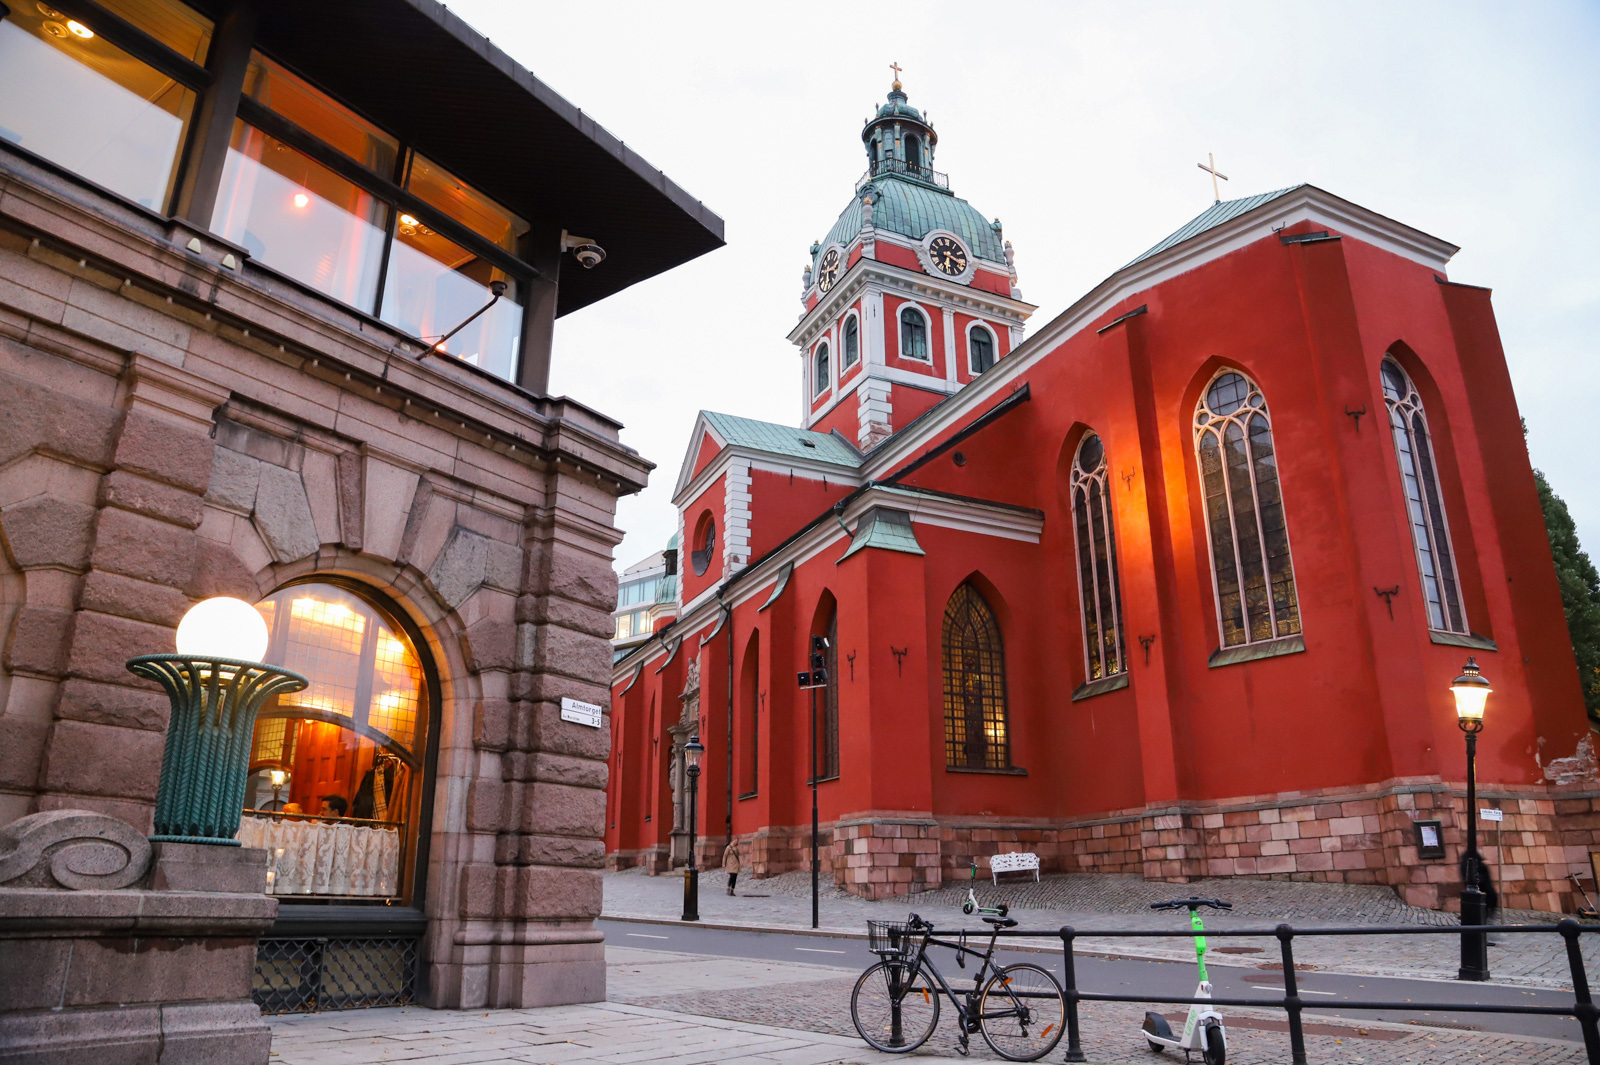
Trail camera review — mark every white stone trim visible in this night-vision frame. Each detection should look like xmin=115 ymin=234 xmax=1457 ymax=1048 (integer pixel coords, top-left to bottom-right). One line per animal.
xmin=894 ymin=300 xmax=935 ymax=364
xmin=839 ymin=307 xmax=863 ymax=371
xmin=857 ymin=377 xmax=893 ymax=450
xmin=866 ymin=287 xmax=886 ymax=367
xmin=722 ymin=457 xmax=753 ymax=573
xmin=965 ymin=319 xmax=999 ymax=376
xmin=942 ymin=307 xmax=958 ymax=385
xmin=789 ymin=259 xmax=1034 ymax=349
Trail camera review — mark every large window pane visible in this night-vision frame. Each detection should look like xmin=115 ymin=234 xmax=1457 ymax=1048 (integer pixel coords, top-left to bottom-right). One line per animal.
xmin=242 ymin=53 xmax=397 ymax=176
xmin=91 ymin=0 xmax=213 ymax=62
xmin=406 ymin=153 xmax=528 ymax=253
xmin=242 ymin=583 xmax=428 ymax=902
xmin=212 ymin=120 xmax=388 ymax=310
xmin=380 ymin=221 xmax=522 ymax=380
xmin=0 ymin=9 xmax=196 ymax=210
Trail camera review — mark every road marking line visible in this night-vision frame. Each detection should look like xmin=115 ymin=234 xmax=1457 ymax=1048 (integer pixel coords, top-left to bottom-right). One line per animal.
xmin=795 ymin=947 xmax=846 ymax=954
xmin=626 ymin=933 xmax=669 ymax=939
xmin=1242 ymin=986 xmax=1339 ymax=996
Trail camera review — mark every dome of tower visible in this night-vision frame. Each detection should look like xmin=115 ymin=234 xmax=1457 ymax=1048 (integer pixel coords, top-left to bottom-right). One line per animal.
xmin=815 ymin=182 xmax=1006 ymax=271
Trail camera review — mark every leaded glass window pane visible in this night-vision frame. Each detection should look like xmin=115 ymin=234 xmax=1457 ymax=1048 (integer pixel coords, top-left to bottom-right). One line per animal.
xmin=1071 ymin=433 xmax=1126 ymax=681
xmin=814 ymin=342 xmax=830 ymax=396
xmin=843 ymin=316 xmax=859 ymax=367
xmin=1194 ymin=372 xmax=1301 ymax=647
xmin=942 ymin=584 xmax=1010 ymax=769
xmin=1381 ymin=358 xmax=1466 ymax=633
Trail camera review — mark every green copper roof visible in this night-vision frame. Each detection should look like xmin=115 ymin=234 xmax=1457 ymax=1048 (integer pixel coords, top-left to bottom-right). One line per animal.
xmin=841 ymin=506 xmax=925 ymax=560
xmin=702 ymin=411 xmax=862 ymax=467
xmin=1126 ymin=186 xmax=1303 ymax=268
xmin=818 ymin=176 xmax=1005 ymax=269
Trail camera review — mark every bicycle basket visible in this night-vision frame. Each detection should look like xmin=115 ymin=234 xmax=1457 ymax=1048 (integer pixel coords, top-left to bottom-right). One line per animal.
xmin=866 ymin=920 xmax=924 ymax=960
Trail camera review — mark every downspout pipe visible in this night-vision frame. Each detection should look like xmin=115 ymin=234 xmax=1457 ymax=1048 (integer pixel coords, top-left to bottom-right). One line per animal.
xmin=719 ymin=595 xmax=734 ymax=853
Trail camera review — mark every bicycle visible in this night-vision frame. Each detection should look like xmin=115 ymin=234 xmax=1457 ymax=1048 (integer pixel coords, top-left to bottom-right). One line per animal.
xmin=851 ymin=911 xmax=1065 ymax=1061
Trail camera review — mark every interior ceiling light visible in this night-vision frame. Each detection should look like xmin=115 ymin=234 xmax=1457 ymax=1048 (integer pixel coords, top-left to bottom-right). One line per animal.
xmin=67 ymin=20 xmax=94 ymax=38
xmin=399 ymin=214 xmax=419 ymax=226
xmin=292 ymin=192 xmax=310 ymax=208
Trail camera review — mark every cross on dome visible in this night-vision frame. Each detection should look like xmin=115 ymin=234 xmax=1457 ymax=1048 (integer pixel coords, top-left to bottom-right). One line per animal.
xmin=889 ymin=61 xmax=902 ymax=91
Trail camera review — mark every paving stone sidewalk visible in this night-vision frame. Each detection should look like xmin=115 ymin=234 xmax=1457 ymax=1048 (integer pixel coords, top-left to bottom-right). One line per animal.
xmin=268 ymin=946 xmax=1589 ymax=1064
xmin=605 ymin=867 xmax=1600 ymax=990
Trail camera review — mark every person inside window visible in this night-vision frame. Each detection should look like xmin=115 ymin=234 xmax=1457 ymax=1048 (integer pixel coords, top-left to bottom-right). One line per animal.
xmin=319 ymin=794 xmax=348 ymax=819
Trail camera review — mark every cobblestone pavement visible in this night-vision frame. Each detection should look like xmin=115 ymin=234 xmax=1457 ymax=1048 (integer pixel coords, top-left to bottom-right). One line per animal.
xmin=605 ymin=868 xmax=1600 ymax=990
xmin=609 ymin=947 xmax=1589 ymax=1064
xmin=267 ymin=946 xmax=1588 ymax=1064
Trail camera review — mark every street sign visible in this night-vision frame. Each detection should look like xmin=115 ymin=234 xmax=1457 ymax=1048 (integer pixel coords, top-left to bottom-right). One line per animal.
xmin=560 ymin=697 xmax=603 ymax=728
xmin=1480 ymin=807 xmax=1504 ymax=822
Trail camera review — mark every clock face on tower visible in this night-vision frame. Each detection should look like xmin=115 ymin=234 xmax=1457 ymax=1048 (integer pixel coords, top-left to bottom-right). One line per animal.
xmin=927 ymin=235 xmax=969 ymax=277
xmin=816 ymin=247 xmax=842 ymax=293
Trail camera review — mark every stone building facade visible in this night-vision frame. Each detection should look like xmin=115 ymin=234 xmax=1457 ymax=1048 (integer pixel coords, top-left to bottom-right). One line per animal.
xmin=0 ymin=0 xmax=720 ymax=1014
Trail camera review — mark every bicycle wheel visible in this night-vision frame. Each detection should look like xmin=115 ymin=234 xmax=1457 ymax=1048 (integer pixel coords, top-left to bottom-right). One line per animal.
xmin=851 ymin=959 xmax=940 ymax=1053
xmin=979 ymin=963 xmax=1065 ymax=1062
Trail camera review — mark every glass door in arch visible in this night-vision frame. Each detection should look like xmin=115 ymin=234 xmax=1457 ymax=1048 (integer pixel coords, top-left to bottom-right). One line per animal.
xmin=239 ymin=583 xmax=430 ymax=902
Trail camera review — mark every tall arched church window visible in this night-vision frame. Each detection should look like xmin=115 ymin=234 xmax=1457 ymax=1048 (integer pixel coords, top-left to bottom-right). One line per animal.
xmin=814 ymin=342 xmax=830 ymax=396
xmin=1382 ymin=358 xmax=1467 ymax=633
xmin=240 ymin=583 xmax=431 ymax=901
xmin=1194 ymin=371 xmax=1301 ymax=647
xmin=905 ymin=134 xmax=922 ymax=169
xmin=900 ymin=307 xmax=928 ymax=360
xmin=970 ymin=326 xmax=995 ymax=375
xmin=1071 ymin=433 xmax=1125 ymax=680
xmin=809 ymin=611 xmax=840 ymax=782
xmin=842 ymin=315 xmax=859 ymax=368
xmin=942 ymin=583 xmax=1010 ymax=770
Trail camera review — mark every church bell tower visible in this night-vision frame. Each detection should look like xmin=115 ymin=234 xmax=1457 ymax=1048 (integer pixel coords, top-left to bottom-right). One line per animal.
xmin=789 ymin=69 xmax=1037 ymax=450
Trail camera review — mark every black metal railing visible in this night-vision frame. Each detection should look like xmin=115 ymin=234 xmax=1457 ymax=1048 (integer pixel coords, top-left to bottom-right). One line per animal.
xmin=254 ymin=935 xmax=419 ymax=1014
xmin=966 ymin=920 xmax=1600 ymax=1063
xmin=856 ymin=157 xmax=949 ymax=190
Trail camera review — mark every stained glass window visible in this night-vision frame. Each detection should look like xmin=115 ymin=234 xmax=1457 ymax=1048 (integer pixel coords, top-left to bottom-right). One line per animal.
xmin=942 ymin=584 xmax=1010 ymax=770
xmin=1381 ymin=358 xmax=1467 ymax=634
xmin=1072 ymin=433 xmax=1126 ymax=681
xmin=1194 ymin=371 xmax=1301 ymax=648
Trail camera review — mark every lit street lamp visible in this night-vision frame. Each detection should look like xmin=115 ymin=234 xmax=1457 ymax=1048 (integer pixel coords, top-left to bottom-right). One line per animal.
xmin=682 ymin=733 xmax=704 ymax=922
xmin=1452 ymin=656 xmax=1492 ymax=982
xmin=127 ymin=597 xmax=307 ymax=846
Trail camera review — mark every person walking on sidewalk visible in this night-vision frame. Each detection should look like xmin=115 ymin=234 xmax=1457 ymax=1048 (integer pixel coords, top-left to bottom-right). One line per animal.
xmin=723 ymin=839 xmax=742 ymax=896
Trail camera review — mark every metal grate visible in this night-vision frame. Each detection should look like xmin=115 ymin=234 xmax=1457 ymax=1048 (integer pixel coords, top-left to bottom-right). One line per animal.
xmin=254 ymin=936 xmax=418 ymax=1014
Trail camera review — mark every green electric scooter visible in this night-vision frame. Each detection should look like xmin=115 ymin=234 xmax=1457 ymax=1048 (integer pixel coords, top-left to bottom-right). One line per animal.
xmin=1140 ymin=897 xmax=1232 ymax=1064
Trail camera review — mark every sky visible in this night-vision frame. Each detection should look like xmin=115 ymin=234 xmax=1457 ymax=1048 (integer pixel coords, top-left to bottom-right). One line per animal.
xmin=449 ymin=0 xmax=1600 ymax=572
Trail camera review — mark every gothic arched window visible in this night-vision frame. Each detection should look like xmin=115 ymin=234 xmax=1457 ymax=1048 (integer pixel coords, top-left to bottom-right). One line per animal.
xmin=970 ymin=325 xmax=995 ymax=375
xmin=1194 ymin=371 xmax=1301 ymax=648
xmin=942 ymin=583 xmax=1010 ymax=770
xmin=905 ymin=133 xmax=922 ymax=169
xmin=813 ymin=342 xmax=830 ymax=396
xmin=1071 ymin=433 xmax=1125 ymax=680
xmin=842 ymin=315 xmax=859 ymax=368
xmin=899 ymin=306 xmax=928 ymax=361
xmin=1382 ymin=357 xmax=1467 ymax=633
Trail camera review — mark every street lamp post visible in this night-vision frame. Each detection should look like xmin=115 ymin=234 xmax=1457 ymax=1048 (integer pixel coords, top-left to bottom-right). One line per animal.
xmin=1452 ymin=656 xmax=1492 ymax=982
xmin=682 ymin=733 xmax=704 ymax=922
xmin=798 ymin=636 xmax=829 ymax=930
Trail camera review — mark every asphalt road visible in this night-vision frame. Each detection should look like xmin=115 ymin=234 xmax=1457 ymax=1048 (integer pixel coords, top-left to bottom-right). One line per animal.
xmin=598 ymin=917 xmax=1587 ymax=1045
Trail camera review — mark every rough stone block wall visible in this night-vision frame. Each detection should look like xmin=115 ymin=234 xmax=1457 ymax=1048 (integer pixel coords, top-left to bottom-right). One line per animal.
xmin=0 ymin=162 xmax=648 ymax=1013
xmin=835 ymin=819 xmax=940 ymax=900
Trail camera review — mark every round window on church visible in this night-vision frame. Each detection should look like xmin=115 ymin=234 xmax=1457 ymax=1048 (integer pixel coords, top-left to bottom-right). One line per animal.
xmin=238 ymin=583 xmax=432 ymax=902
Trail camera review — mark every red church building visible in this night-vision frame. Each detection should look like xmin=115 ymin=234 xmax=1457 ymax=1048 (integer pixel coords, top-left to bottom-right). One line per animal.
xmin=606 ymin=76 xmax=1594 ymax=913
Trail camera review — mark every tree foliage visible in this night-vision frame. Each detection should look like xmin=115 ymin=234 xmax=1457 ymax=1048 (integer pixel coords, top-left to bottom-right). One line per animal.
xmin=1535 ymin=468 xmax=1600 ymax=721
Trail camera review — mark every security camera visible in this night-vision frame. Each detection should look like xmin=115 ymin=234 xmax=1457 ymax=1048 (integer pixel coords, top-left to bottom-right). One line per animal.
xmin=562 ymin=233 xmax=606 ymax=269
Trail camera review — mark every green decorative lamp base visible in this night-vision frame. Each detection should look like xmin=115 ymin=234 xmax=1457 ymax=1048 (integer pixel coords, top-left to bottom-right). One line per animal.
xmin=127 ymin=655 xmax=309 ymax=846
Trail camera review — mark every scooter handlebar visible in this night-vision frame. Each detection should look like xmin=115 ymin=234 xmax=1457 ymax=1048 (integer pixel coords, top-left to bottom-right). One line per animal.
xmin=1151 ymin=897 xmax=1233 ymax=911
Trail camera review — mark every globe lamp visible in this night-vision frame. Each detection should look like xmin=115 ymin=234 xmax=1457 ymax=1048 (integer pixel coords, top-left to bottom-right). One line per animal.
xmin=175 ymin=597 xmax=270 ymax=662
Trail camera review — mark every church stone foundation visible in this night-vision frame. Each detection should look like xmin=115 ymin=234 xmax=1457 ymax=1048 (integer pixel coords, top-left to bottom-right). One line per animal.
xmin=717 ymin=776 xmax=1599 ymax=913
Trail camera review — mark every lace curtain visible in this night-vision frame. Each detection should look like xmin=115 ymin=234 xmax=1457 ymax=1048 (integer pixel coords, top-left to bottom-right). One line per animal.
xmin=239 ymin=814 xmax=401 ymax=897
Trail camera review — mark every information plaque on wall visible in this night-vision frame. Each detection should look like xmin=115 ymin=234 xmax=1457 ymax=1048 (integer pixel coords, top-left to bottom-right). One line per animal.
xmin=560 ymin=697 xmax=603 ymax=728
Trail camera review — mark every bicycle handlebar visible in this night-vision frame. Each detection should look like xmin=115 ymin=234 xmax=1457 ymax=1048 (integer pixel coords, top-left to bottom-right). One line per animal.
xmin=1151 ymin=897 xmax=1233 ymax=911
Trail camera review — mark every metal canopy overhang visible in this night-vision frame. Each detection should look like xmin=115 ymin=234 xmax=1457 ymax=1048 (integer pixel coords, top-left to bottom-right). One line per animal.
xmin=194 ymin=0 xmax=725 ymax=316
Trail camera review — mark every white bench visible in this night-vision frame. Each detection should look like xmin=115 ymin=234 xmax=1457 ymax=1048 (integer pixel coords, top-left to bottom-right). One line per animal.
xmin=989 ymin=851 xmax=1040 ymax=884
